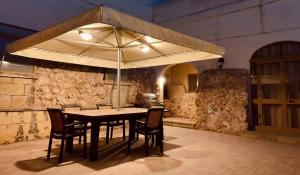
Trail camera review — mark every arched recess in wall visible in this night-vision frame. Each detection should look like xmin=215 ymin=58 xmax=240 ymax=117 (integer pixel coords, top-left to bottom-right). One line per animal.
xmin=158 ymin=63 xmax=199 ymax=102
xmin=250 ymin=41 xmax=300 ymax=133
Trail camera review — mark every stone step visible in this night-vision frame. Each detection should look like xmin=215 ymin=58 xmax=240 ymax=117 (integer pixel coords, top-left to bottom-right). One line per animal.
xmin=241 ymin=131 xmax=300 ymax=146
xmin=163 ymin=117 xmax=197 ymax=129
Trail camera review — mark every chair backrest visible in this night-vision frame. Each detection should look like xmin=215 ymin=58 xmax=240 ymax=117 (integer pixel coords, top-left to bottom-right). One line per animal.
xmin=47 ymin=108 xmax=65 ymax=133
xmin=61 ymin=104 xmax=81 ymax=112
xmin=146 ymin=107 xmax=165 ymax=129
xmin=96 ymin=103 xmax=113 ymax=110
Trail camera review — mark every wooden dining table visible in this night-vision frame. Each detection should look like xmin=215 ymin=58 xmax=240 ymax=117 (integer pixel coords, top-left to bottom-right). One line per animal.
xmin=64 ymin=108 xmax=148 ymax=161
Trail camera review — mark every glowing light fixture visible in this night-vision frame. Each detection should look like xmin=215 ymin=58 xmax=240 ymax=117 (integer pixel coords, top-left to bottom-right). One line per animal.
xmin=1 ymin=61 xmax=9 ymax=64
xmin=79 ymin=31 xmax=93 ymax=40
xmin=140 ymin=45 xmax=150 ymax=53
xmin=158 ymin=76 xmax=166 ymax=85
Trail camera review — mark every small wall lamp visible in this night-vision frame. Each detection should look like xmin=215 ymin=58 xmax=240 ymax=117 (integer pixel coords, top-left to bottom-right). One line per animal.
xmin=158 ymin=76 xmax=166 ymax=85
xmin=217 ymin=57 xmax=224 ymax=70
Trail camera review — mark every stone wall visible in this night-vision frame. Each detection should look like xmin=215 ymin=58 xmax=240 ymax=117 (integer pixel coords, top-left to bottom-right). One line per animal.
xmin=164 ymin=85 xmax=197 ymax=119
xmin=0 ymin=110 xmax=49 ymax=144
xmin=154 ymin=0 xmax=300 ymax=70
xmin=163 ymin=68 xmax=249 ymax=135
xmin=34 ymin=61 xmax=157 ymax=108
xmin=0 ymin=71 xmax=36 ymax=109
xmin=0 ymin=61 xmax=157 ymax=144
xmin=196 ymin=69 xmax=249 ymax=134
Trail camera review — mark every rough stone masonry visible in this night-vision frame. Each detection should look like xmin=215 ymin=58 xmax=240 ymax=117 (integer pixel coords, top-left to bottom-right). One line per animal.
xmin=0 ymin=60 xmax=157 ymax=144
xmin=165 ymin=68 xmax=249 ymax=135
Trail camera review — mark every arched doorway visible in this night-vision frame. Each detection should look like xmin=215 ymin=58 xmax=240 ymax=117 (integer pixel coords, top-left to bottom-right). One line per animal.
xmin=250 ymin=41 xmax=300 ymax=134
xmin=158 ymin=63 xmax=199 ymax=119
xmin=159 ymin=63 xmax=199 ymax=100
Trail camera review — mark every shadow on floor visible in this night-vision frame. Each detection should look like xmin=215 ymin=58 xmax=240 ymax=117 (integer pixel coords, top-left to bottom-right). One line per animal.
xmin=15 ymin=136 xmax=182 ymax=173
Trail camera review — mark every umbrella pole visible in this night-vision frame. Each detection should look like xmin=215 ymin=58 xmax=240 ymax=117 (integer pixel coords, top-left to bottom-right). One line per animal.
xmin=117 ymin=47 xmax=121 ymax=111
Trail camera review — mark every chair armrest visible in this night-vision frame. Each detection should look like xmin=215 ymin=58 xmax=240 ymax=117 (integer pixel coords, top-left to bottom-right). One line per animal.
xmin=65 ymin=122 xmax=85 ymax=127
xmin=136 ymin=120 xmax=146 ymax=126
xmin=65 ymin=123 xmax=77 ymax=127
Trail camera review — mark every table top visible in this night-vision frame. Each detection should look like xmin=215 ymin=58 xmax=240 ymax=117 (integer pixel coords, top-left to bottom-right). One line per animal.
xmin=64 ymin=107 xmax=148 ymax=117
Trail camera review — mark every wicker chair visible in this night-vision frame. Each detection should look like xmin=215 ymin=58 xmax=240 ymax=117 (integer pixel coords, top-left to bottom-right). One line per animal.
xmin=61 ymin=104 xmax=89 ymax=144
xmin=134 ymin=107 xmax=165 ymax=156
xmin=96 ymin=104 xmax=126 ymax=144
xmin=47 ymin=108 xmax=87 ymax=163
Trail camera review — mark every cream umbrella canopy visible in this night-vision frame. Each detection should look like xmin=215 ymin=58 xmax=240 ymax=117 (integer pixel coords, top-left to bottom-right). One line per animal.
xmin=5 ymin=6 xmax=224 ymax=110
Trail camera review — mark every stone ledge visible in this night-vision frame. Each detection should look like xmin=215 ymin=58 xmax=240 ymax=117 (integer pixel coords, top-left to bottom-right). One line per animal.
xmin=163 ymin=117 xmax=197 ymax=129
xmin=0 ymin=108 xmax=46 ymax=112
xmin=0 ymin=71 xmax=37 ymax=80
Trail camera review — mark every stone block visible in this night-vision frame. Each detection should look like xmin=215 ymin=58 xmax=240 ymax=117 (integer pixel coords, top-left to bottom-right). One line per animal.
xmin=175 ymin=17 xmax=218 ymax=40
xmin=0 ymin=95 xmax=11 ymax=108
xmin=24 ymin=85 xmax=35 ymax=95
xmin=11 ymin=96 xmax=31 ymax=108
xmin=219 ymin=7 xmax=261 ymax=39
xmin=10 ymin=112 xmax=23 ymax=124
xmin=12 ymin=78 xmax=33 ymax=85
xmin=0 ymin=112 xmax=11 ymax=125
xmin=263 ymin=0 xmax=300 ymax=32
xmin=0 ymin=77 xmax=12 ymax=83
xmin=0 ymin=124 xmax=19 ymax=144
xmin=0 ymin=83 xmax=24 ymax=95
xmin=22 ymin=111 xmax=32 ymax=124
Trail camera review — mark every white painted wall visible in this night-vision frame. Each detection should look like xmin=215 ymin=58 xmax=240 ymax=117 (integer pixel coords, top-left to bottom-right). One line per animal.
xmin=154 ymin=0 xmax=300 ymax=70
xmin=0 ymin=0 xmax=153 ymax=31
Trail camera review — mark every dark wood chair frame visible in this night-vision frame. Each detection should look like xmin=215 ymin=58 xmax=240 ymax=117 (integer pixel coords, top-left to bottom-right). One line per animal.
xmin=96 ymin=104 xmax=126 ymax=144
xmin=61 ymin=104 xmax=94 ymax=144
xmin=134 ymin=107 xmax=165 ymax=156
xmin=47 ymin=108 xmax=87 ymax=163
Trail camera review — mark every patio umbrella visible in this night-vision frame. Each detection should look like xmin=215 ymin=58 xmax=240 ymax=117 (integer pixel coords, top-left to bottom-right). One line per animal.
xmin=5 ymin=5 xmax=224 ymax=110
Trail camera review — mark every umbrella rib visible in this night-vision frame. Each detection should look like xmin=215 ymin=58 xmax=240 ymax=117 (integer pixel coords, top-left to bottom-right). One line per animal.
xmin=55 ymin=38 xmax=116 ymax=49
xmin=123 ymin=34 xmax=144 ymax=47
xmin=123 ymin=31 xmax=166 ymax=56
xmin=78 ymin=30 xmax=115 ymax=55
xmin=30 ymin=46 xmax=119 ymax=62
xmin=125 ymin=41 xmax=163 ymax=48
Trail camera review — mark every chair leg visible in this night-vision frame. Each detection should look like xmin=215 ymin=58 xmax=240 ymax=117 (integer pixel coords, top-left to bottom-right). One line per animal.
xmin=106 ymin=124 xmax=110 ymax=144
xmin=145 ymin=133 xmax=149 ymax=156
xmin=159 ymin=133 xmax=164 ymax=155
xmin=47 ymin=132 xmax=53 ymax=160
xmin=151 ymin=134 xmax=155 ymax=145
xmin=136 ymin=125 xmax=139 ymax=140
xmin=83 ymin=124 xmax=87 ymax=158
xmin=58 ymin=137 xmax=65 ymax=164
xmin=122 ymin=120 xmax=126 ymax=141
xmin=78 ymin=135 xmax=82 ymax=144
xmin=110 ymin=125 xmax=114 ymax=139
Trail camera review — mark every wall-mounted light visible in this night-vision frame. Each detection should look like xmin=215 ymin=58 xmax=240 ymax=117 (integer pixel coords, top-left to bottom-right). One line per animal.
xmin=158 ymin=76 xmax=166 ymax=85
xmin=217 ymin=57 xmax=224 ymax=70
xmin=79 ymin=31 xmax=93 ymax=41
xmin=140 ymin=45 xmax=150 ymax=53
xmin=1 ymin=61 xmax=9 ymax=64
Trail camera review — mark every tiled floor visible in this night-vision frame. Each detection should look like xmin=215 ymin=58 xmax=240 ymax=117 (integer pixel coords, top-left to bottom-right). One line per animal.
xmin=0 ymin=126 xmax=300 ymax=175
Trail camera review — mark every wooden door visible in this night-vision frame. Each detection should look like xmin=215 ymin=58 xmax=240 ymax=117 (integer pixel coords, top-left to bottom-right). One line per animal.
xmin=250 ymin=41 xmax=300 ymax=134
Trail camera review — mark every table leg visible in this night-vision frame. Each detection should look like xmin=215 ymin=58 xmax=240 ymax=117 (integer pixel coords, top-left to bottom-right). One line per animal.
xmin=90 ymin=121 xmax=100 ymax=161
xmin=128 ymin=119 xmax=136 ymax=152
